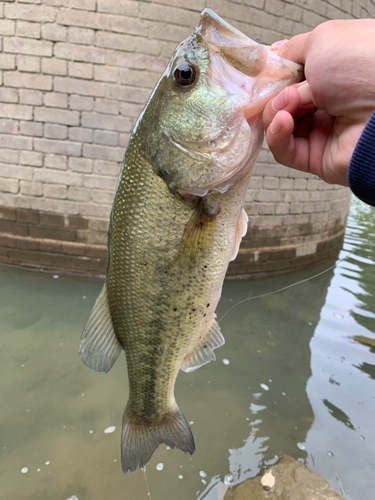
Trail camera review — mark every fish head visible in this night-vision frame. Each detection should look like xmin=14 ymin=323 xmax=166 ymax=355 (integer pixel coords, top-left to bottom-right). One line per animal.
xmin=146 ymin=8 xmax=303 ymax=197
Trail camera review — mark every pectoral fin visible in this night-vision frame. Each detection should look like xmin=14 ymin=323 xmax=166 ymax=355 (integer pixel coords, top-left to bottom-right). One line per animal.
xmin=178 ymin=199 xmax=218 ymax=266
xmin=229 ymin=208 xmax=248 ymax=262
xmin=79 ymin=283 xmax=122 ymax=373
xmin=180 ymin=316 xmax=225 ymax=373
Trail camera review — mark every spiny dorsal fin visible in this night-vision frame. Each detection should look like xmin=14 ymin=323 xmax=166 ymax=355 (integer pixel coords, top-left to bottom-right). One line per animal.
xmin=180 ymin=316 xmax=225 ymax=373
xmin=79 ymin=283 xmax=122 ymax=373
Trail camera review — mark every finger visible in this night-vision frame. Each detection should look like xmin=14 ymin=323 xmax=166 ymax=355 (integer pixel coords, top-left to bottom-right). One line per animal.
xmin=263 ymin=85 xmax=301 ymax=130
xmin=278 ymin=32 xmax=311 ymax=65
xmin=266 ymin=110 xmax=310 ymax=173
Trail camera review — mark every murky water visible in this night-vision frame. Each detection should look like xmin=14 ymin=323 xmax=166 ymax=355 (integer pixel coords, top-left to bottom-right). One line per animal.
xmin=1 ymin=198 xmax=374 ymax=500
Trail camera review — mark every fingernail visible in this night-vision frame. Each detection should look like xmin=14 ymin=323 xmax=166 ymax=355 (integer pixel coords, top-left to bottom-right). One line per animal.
xmin=269 ymin=112 xmax=282 ymax=135
xmin=272 ymin=88 xmax=289 ymax=112
xmin=271 ymin=39 xmax=288 ymax=51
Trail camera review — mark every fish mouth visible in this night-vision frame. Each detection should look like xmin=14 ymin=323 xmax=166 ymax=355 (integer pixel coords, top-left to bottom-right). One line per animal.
xmin=197 ymin=8 xmax=304 ymax=117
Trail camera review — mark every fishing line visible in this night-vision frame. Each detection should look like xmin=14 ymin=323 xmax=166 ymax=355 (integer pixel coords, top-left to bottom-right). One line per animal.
xmin=218 ymin=238 xmax=371 ymax=324
xmin=141 ymin=466 xmax=152 ymax=500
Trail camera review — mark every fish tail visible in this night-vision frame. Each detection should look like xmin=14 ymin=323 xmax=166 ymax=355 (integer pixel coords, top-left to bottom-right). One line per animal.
xmin=121 ymin=405 xmax=195 ymax=473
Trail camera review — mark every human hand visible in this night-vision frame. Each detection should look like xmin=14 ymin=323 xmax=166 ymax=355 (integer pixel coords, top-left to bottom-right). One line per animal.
xmin=263 ymin=19 xmax=375 ymax=186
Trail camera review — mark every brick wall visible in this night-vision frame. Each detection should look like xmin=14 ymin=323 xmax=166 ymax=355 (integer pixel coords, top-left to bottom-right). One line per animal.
xmin=0 ymin=0 xmax=371 ymax=276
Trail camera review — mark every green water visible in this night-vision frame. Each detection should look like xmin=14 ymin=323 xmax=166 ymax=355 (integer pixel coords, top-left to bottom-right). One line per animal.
xmin=1 ymin=198 xmax=374 ymax=500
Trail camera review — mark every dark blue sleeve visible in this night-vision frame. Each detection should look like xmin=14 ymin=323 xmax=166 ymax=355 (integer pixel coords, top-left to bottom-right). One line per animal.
xmin=348 ymin=111 xmax=375 ymax=207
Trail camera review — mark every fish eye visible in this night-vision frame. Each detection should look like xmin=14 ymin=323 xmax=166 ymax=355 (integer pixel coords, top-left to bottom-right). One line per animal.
xmin=173 ymin=63 xmax=198 ymax=87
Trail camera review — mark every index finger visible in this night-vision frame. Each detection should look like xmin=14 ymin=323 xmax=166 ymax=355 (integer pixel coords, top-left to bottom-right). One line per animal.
xmin=278 ymin=32 xmax=310 ymax=65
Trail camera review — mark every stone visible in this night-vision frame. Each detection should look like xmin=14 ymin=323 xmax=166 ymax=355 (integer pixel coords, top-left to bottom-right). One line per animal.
xmin=224 ymin=455 xmax=344 ymax=500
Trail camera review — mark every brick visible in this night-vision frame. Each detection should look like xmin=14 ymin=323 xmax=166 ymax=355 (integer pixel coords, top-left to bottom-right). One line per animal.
xmin=0 ymin=54 xmax=16 ymax=70
xmin=97 ymin=0 xmax=139 ymax=16
xmin=41 ymin=22 xmax=67 ymax=41
xmin=94 ymin=65 xmax=118 ymax=83
xmin=20 ymin=151 xmax=43 ymax=166
xmin=119 ymin=68 xmax=158 ymax=89
xmin=94 ymin=99 xmax=120 ymax=115
xmin=44 ymin=0 xmax=69 ymax=7
xmin=92 ymin=189 xmax=114 ymax=205
xmin=68 ymin=127 xmax=92 ymax=143
xmin=70 ymin=0 xmax=96 ymax=10
xmin=16 ymin=20 xmax=41 ymax=38
xmin=0 ymin=207 xmax=16 ymax=221
xmin=68 ymin=27 xmax=95 ymax=45
xmin=4 ymin=4 xmax=56 ymax=23
xmin=148 ymin=21 xmax=191 ymax=43
xmin=57 ymin=10 xmax=146 ymax=36
xmin=81 ymin=112 xmax=132 ymax=132
xmin=68 ymin=61 xmax=93 ymax=79
xmin=69 ymin=157 xmax=93 ymax=173
xmin=34 ymin=138 xmax=81 ymax=156
xmin=33 ymin=168 xmax=83 ymax=186
xmin=135 ymin=37 xmax=161 ymax=57
xmin=16 ymin=239 xmax=39 ymax=252
xmin=0 ymin=178 xmax=19 ymax=193
xmin=83 ymin=174 xmax=117 ymax=190
xmin=62 ymin=241 xmax=86 ymax=256
xmin=17 ymin=209 xmax=39 ymax=224
xmin=0 ymin=163 xmax=33 ymax=180
xmin=95 ymin=30 xmax=136 ymax=51
xmin=43 ymin=92 xmax=68 ymax=108
xmin=284 ymin=3 xmax=303 ymax=21
xmin=69 ymin=95 xmax=93 ymax=111
xmin=66 ymin=215 xmax=89 ymax=229
xmin=93 ymin=160 xmax=120 ymax=177
xmin=41 ymin=57 xmax=67 ymax=75
xmin=54 ymin=43 xmax=106 ymax=64
xmin=30 ymin=197 xmax=79 ymax=216
xmin=105 ymin=84 xmax=151 ymax=104
xmin=119 ymin=133 xmax=129 ymax=148
xmin=20 ymin=180 xmax=43 ymax=196
xmin=44 ymin=154 xmax=67 ymax=170
xmin=4 ymin=37 xmax=52 ymax=56
xmin=20 ymin=121 xmax=43 ymax=136
xmin=54 ymin=77 xmax=106 ymax=97
xmin=0 ymin=234 xmax=17 ymax=248
xmin=44 ymin=123 xmax=68 ymax=140
xmin=83 ymin=144 xmax=124 ymax=162
xmin=0 ymin=219 xmax=30 ymax=236
xmin=0 ymin=103 xmax=32 ymax=120
xmin=93 ymin=130 xmax=118 ymax=147
xmin=0 ymin=119 xmax=18 ymax=134
xmin=35 ymin=107 xmax=79 ymax=126
xmin=19 ymin=89 xmax=42 ymax=105
xmin=78 ymin=202 xmax=111 ymax=218
xmin=44 ymin=183 xmax=67 ymax=199
xmin=68 ymin=186 xmax=91 ymax=201
xmin=139 ymin=3 xmax=196 ymax=27
xmin=4 ymin=71 xmax=52 ymax=90
xmin=0 ymin=19 xmax=15 ymax=36
xmin=120 ymin=102 xmax=143 ymax=118
xmin=17 ymin=55 xmax=40 ymax=72
xmin=0 ymin=134 xmax=33 ymax=150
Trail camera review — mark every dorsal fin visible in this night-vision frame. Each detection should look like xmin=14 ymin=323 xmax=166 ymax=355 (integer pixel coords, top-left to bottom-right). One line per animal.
xmin=79 ymin=283 xmax=122 ymax=373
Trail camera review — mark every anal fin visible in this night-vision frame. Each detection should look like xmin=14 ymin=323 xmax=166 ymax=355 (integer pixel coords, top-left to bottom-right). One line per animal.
xmin=180 ymin=317 xmax=225 ymax=373
xmin=79 ymin=282 xmax=122 ymax=373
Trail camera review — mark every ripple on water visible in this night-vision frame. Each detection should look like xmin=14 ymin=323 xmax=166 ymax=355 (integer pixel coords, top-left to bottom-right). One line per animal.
xmin=21 ymin=467 xmax=28 ymax=474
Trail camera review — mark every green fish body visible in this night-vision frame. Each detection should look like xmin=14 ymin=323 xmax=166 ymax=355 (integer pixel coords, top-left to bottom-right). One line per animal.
xmin=80 ymin=8 xmax=303 ymax=473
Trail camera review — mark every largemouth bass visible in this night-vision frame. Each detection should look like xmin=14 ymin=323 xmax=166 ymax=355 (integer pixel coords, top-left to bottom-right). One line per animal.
xmin=80 ymin=8 xmax=303 ymax=474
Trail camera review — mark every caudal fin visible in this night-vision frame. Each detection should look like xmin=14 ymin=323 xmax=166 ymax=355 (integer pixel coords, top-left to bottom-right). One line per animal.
xmin=121 ymin=406 xmax=195 ymax=473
